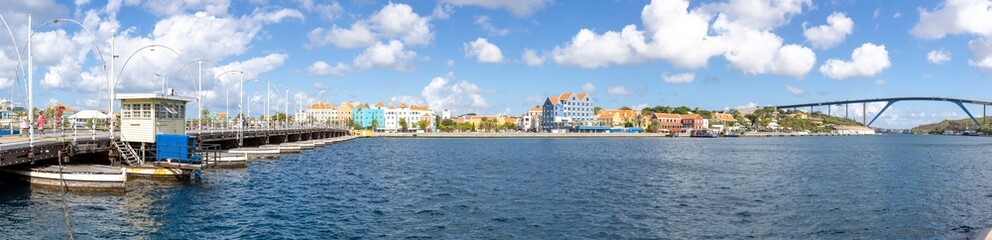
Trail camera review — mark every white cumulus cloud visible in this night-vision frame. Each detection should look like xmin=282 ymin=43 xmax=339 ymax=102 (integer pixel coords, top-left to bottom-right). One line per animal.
xmin=308 ymin=2 xmax=433 ymax=48
xmin=803 ymin=12 xmax=854 ymax=49
xmin=308 ymin=61 xmax=349 ymax=77
xmin=819 ymin=43 xmax=891 ymax=80
xmin=661 ymin=72 xmax=695 ymax=84
xmin=369 ymin=2 xmax=434 ymax=46
xmin=464 ymin=38 xmax=504 ymax=63
xmin=911 ymin=0 xmax=992 ymax=39
xmin=475 ymin=15 xmax=510 ymax=36
xmin=353 ymin=40 xmax=417 ymax=71
xmin=581 ymin=83 xmax=596 ymax=93
xmin=522 ymin=48 xmax=546 ymax=66
xmin=785 ymin=84 xmax=806 ymax=96
xmin=969 ymin=38 xmax=992 ymax=71
xmin=607 ymin=86 xmax=633 ymax=96
xmin=551 ymin=25 xmax=645 ymax=68
xmin=927 ymin=49 xmax=952 ymax=64
xmin=547 ymin=0 xmax=816 ymax=78
xmin=422 ymin=73 xmax=490 ymax=114
xmin=308 ymin=22 xmax=376 ymax=49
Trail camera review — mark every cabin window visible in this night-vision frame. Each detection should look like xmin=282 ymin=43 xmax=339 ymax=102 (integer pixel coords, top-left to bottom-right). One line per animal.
xmin=122 ymin=104 xmax=132 ymax=118
xmin=141 ymin=103 xmax=152 ymax=118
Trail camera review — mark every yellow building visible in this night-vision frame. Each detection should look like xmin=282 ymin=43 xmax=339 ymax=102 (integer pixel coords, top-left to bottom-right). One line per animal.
xmin=336 ymin=102 xmax=354 ymax=125
xmin=596 ymin=109 xmax=639 ymax=127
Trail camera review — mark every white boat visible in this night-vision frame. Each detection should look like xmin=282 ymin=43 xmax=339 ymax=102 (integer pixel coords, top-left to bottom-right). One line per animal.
xmin=0 ymin=164 xmax=127 ymax=190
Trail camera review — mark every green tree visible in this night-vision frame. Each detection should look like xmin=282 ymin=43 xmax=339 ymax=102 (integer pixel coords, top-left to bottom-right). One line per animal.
xmin=593 ymin=106 xmax=602 ymax=114
xmin=619 ymin=105 xmax=632 ymax=110
xmin=434 ymin=115 xmax=441 ymax=130
xmin=371 ymin=118 xmax=379 ymax=130
xmin=399 ymin=118 xmax=408 ymax=132
xmin=480 ymin=117 xmax=490 ymax=132
xmin=659 ymin=106 xmax=672 ymax=114
xmin=646 ymin=121 xmax=658 ymax=133
xmin=417 ymin=120 xmax=429 ymax=130
xmin=502 ymin=122 xmax=517 ymax=131
xmin=976 ymin=124 xmax=992 ymax=134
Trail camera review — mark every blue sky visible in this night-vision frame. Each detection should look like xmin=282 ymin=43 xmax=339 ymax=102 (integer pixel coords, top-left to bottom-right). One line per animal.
xmin=1 ymin=0 xmax=991 ymax=128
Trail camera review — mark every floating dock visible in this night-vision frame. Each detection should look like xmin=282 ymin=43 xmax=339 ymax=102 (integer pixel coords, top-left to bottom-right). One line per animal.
xmin=210 ymin=153 xmax=249 ymax=168
xmin=227 ymin=147 xmax=281 ymax=159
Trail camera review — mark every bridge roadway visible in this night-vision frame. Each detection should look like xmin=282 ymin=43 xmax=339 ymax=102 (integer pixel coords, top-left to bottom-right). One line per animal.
xmin=0 ymin=127 xmax=349 ymax=168
xmin=773 ymin=97 xmax=991 ymax=127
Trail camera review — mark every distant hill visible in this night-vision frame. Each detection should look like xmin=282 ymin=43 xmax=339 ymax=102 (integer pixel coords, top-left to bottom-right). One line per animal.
xmin=910 ymin=117 xmax=991 ymax=134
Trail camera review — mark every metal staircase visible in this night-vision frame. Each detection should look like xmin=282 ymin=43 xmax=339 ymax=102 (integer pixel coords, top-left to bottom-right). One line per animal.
xmin=112 ymin=138 xmax=142 ymax=166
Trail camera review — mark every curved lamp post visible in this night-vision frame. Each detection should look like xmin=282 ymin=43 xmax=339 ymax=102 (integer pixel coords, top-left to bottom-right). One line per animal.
xmin=0 ymin=13 xmax=25 ymax=102
xmin=268 ymin=82 xmax=291 ymax=129
xmin=213 ymin=69 xmax=254 ymax=146
xmin=171 ymin=58 xmax=231 ymax=133
xmin=26 ymin=16 xmax=109 ymax=149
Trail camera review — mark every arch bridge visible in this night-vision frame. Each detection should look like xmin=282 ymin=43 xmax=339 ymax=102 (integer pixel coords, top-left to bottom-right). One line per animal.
xmin=774 ymin=97 xmax=992 ymax=127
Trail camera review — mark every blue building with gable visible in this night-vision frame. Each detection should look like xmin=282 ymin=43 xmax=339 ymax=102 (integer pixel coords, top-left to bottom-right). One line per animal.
xmin=352 ymin=104 xmax=385 ymax=130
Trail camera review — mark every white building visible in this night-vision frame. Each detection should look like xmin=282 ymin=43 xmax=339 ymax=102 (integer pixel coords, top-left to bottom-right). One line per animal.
xmin=541 ymin=92 xmax=593 ymax=132
xmin=518 ymin=106 xmax=541 ymax=131
xmin=442 ymin=109 xmax=451 ymax=119
xmin=296 ymin=102 xmax=337 ymax=124
xmin=383 ymin=103 xmax=436 ymax=132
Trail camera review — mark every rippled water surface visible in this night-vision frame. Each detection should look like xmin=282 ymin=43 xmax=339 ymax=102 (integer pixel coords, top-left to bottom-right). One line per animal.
xmin=2 ymin=135 xmax=992 ymax=238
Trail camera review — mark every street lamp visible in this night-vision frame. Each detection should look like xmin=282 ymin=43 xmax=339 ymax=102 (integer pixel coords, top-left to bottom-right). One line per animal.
xmin=0 ymin=14 xmax=25 ymax=105
xmin=154 ymin=73 xmax=165 ymax=94
xmin=172 ymin=58 xmax=230 ymax=133
xmin=212 ymin=69 xmax=253 ymax=146
xmin=25 ymin=16 xmax=109 ymax=149
xmin=268 ymin=82 xmax=291 ymax=129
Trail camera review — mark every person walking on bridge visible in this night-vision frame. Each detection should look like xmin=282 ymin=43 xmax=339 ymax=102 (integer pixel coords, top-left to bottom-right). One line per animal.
xmin=19 ymin=116 xmax=28 ymax=137
xmin=37 ymin=113 xmax=46 ymax=135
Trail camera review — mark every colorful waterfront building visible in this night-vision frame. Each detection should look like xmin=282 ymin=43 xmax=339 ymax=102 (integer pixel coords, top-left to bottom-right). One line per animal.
xmin=596 ymin=109 xmax=639 ymax=127
xmin=352 ymin=103 xmax=384 ymax=130
xmin=518 ymin=106 xmax=541 ymax=131
xmin=680 ymin=114 xmax=706 ymax=132
xmin=383 ymin=103 xmax=436 ymax=132
xmin=650 ymin=113 xmax=683 ymax=133
xmin=540 ymin=92 xmax=594 ymax=133
xmin=337 ymin=102 xmax=354 ymax=126
xmin=297 ymin=102 xmax=337 ymax=125
xmin=710 ymin=113 xmax=739 ymax=132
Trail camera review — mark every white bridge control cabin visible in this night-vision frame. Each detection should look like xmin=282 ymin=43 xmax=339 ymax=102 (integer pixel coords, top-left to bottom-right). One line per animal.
xmin=117 ymin=93 xmax=194 ymax=143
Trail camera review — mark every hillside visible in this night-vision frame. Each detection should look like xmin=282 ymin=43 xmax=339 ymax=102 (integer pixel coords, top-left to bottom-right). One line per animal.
xmin=910 ymin=117 xmax=991 ymax=134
